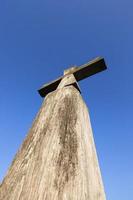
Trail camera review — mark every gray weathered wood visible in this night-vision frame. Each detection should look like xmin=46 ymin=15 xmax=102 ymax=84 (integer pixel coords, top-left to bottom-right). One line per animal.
xmin=0 ymin=76 xmax=106 ymax=200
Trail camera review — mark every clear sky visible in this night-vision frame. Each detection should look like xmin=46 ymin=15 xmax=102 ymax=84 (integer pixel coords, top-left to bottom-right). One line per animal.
xmin=0 ymin=0 xmax=132 ymax=199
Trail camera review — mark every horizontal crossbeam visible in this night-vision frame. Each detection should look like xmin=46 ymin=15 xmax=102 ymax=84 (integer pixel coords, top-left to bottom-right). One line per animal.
xmin=38 ymin=57 xmax=107 ymax=97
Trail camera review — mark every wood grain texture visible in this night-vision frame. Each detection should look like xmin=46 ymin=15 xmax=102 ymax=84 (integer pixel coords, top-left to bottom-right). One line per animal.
xmin=0 ymin=83 xmax=106 ymax=200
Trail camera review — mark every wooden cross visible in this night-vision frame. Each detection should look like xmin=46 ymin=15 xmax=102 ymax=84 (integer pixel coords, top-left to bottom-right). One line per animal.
xmin=38 ymin=57 xmax=107 ymax=97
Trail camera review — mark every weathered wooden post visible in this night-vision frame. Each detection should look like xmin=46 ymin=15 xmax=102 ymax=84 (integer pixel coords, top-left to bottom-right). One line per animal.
xmin=0 ymin=57 xmax=107 ymax=200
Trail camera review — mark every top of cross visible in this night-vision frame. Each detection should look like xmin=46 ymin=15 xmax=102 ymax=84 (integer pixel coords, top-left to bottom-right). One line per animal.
xmin=38 ymin=57 xmax=107 ymax=97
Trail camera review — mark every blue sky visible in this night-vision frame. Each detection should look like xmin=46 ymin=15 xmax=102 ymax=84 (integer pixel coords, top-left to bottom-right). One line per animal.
xmin=0 ymin=0 xmax=133 ymax=199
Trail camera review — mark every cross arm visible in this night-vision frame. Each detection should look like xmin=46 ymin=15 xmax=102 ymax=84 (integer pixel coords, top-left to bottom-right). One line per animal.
xmin=38 ymin=57 xmax=107 ymax=97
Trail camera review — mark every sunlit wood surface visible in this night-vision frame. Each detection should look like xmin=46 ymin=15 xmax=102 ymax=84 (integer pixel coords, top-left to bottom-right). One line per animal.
xmin=0 ymin=83 xmax=106 ymax=200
